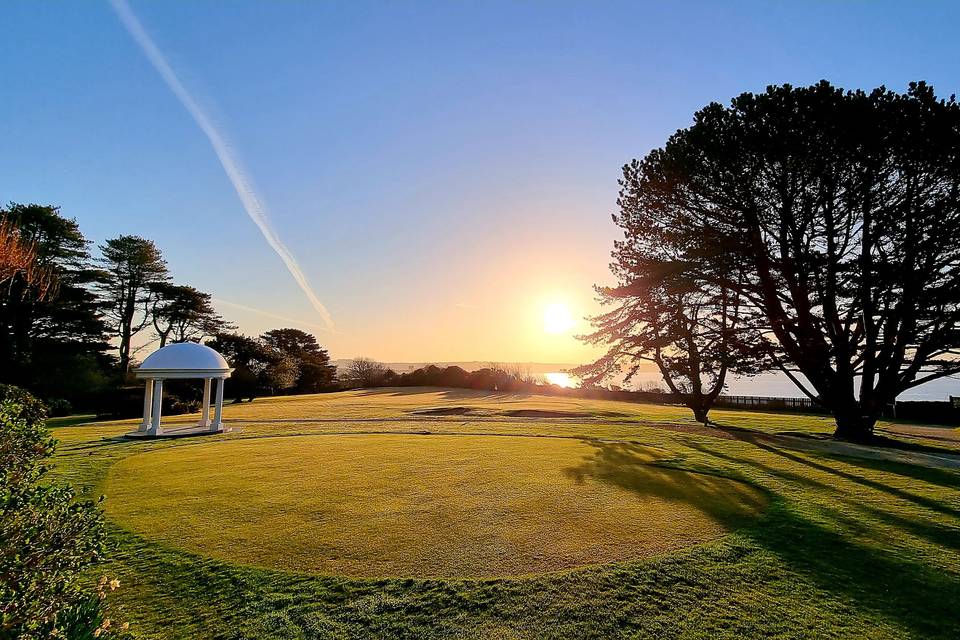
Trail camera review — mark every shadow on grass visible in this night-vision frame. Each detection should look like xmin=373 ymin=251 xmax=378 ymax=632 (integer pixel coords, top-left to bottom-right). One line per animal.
xmin=563 ymin=440 xmax=768 ymax=529
xmin=703 ymin=419 xmax=960 ymax=515
xmin=755 ymin=443 xmax=960 ymax=519
xmin=753 ymin=502 xmax=960 ymax=638
xmin=841 ymin=498 xmax=960 ymax=552
xmin=59 ymin=437 xmax=141 ymax=453
xmin=710 ymin=415 xmax=960 ymax=459
xmin=573 ymin=439 xmax=960 ymax=638
xmin=47 ymin=414 xmax=98 ymax=428
xmin=351 ymin=387 xmax=537 ymax=402
xmin=819 ymin=453 xmax=960 ymax=492
xmin=684 ymin=440 xmax=836 ymax=492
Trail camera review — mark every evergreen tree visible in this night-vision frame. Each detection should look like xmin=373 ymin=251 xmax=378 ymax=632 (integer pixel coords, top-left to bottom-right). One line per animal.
xmin=261 ymin=328 xmax=337 ymax=393
xmin=0 ymin=204 xmax=110 ymax=402
xmin=613 ymin=81 xmax=960 ymax=440
xmin=150 ymin=283 xmax=232 ymax=348
xmin=97 ymin=235 xmax=168 ymax=371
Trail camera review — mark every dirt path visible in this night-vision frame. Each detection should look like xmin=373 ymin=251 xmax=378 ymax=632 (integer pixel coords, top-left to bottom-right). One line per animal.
xmin=878 ymin=422 xmax=960 ymax=447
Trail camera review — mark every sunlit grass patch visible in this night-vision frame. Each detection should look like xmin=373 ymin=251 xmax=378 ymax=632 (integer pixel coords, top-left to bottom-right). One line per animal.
xmin=48 ymin=388 xmax=960 ymax=638
xmin=103 ymin=433 xmax=766 ymax=578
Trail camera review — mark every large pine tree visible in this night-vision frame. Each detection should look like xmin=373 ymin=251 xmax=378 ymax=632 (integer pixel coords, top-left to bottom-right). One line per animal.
xmin=0 ymin=204 xmax=111 ymax=401
xmin=97 ymin=235 xmax=168 ymax=372
xmin=612 ymin=82 xmax=960 ymax=440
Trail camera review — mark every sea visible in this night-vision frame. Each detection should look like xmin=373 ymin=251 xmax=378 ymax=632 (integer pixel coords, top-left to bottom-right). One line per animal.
xmin=333 ymin=360 xmax=960 ymax=401
xmin=545 ymin=370 xmax=960 ymax=401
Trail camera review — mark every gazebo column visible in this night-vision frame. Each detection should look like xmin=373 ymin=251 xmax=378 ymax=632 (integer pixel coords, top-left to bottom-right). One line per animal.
xmin=139 ymin=378 xmax=155 ymax=432
xmin=199 ymin=377 xmax=212 ymax=427
xmin=148 ymin=379 xmax=164 ymax=435
xmin=210 ymin=376 xmax=225 ymax=432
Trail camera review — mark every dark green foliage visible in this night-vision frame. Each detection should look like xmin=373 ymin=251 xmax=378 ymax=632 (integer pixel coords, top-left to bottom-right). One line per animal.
xmin=206 ymin=332 xmax=298 ymax=401
xmin=0 ymin=386 xmax=113 ymax=638
xmin=150 ymin=283 xmax=232 ymax=349
xmin=97 ymin=235 xmax=169 ymax=372
xmin=0 ymin=384 xmax=49 ymax=427
xmin=54 ymin=589 xmax=123 ymax=640
xmin=0 ymin=204 xmax=112 ymax=407
xmin=261 ymin=328 xmax=337 ymax=393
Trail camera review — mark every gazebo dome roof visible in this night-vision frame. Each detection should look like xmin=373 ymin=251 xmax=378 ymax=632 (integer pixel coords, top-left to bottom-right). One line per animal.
xmin=135 ymin=343 xmax=232 ymax=379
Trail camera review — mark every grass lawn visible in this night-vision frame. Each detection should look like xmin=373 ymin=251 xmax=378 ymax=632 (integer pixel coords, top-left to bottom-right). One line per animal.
xmin=104 ymin=434 xmax=765 ymax=578
xmin=50 ymin=388 xmax=960 ymax=639
xmin=46 ymin=413 xmax=97 ymax=428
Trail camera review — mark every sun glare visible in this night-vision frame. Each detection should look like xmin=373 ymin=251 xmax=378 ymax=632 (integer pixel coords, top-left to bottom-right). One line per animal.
xmin=543 ymin=303 xmax=576 ymax=335
xmin=544 ymin=372 xmax=576 ymax=388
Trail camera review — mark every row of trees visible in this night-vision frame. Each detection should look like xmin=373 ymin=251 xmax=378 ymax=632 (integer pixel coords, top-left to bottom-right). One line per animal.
xmin=577 ymin=81 xmax=960 ymax=441
xmin=207 ymin=329 xmax=337 ymax=402
xmin=0 ymin=204 xmax=339 ymax=411
xmin=336 ymin=361 xmax=550 ymax=393
xmin=0 ymin=204 xmax=228 ymax=400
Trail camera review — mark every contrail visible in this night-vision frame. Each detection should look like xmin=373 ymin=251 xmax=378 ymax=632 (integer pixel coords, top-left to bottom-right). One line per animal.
xmin=213 ymin=298 xmax=333 ymax=333
xmin=108 ymin=0 xmax=335 ymax=332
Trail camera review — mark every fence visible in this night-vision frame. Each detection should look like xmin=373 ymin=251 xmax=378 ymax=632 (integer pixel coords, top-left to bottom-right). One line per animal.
xmin=568 ymin=387 xmax=827 ymax=414
xmin=714 ymin=394 xmax=823 ymax=413
xmin=513 ymin=380 xmax=958 ymax=424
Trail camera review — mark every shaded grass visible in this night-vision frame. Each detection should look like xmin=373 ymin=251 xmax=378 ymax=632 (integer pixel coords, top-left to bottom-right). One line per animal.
xmin=50 ymin=388 xmax=960 ymax=639
xmin=46 ymin=413 xmax=96 ymax=428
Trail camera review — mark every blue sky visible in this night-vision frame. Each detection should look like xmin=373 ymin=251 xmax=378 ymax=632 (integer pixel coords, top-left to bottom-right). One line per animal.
xmin=2 ymin=1 xmax=959 ymax=364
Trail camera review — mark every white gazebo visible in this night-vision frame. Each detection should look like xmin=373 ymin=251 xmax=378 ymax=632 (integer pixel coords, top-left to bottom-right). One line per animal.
xmin=127 ymin=342 xmax=234 ymax=439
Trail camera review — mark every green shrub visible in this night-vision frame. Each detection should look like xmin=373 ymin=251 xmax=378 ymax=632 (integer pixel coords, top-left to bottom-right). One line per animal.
xmin=0 ymin=384 xmax=49 ymax=429
xmin=0 ymin=385 xmax=125 ymax=639
xmin=44 ymin=399 xmax=72 ymax=418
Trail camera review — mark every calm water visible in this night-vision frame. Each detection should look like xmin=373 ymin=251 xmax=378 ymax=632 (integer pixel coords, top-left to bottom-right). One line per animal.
xmin=545 ymin=371 xmax=960 ymax=401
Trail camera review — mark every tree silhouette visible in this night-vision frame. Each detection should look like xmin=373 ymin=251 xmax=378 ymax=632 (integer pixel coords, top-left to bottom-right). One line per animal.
xmin=576 ymin=269 xmax=763 ymax=423
xmin=97 ymin=235 xmax=168 ymax=371
xmin=150 ymin=283 xmax=231 ymax=348
xmin=616 ymin=81 xmax=960 ymax=440
xmin=0 ymin=205 xmax=110 ymax=401
xmin=206 ymin=332 xmax=301 ymax=400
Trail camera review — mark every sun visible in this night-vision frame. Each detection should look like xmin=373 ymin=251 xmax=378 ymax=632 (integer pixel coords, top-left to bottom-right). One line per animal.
xmin=543 ymin=302 xmax=576 ymax=335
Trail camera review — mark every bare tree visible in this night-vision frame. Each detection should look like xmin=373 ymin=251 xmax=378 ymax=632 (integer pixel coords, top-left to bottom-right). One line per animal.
xmin=0 ymin=217 xmax=53 ymax=297
xmin=341 ymin=357 xmax=389 ymax=388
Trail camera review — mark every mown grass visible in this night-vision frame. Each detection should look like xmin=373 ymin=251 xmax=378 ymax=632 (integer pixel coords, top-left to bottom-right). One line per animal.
xmin=46 ymin=413 xmax=96 ymax=428
xmin=50 ymin=388 xmax=960 ymax=639
xmin=103 ymin=434 xmax=765 ymax=578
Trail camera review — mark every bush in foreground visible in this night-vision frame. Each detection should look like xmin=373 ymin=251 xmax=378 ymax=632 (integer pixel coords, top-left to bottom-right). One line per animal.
xmin=0 ymin=384 xmax=125 ymax=639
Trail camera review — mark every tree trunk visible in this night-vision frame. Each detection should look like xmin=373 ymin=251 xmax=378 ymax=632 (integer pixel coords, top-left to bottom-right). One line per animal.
xmin=119 ymin=335 xmax=131 ymax=372
xmin=832 ymin=406 xmax=876 ymax=442
xmin=691 ymin=405 xmax=709 ymax=424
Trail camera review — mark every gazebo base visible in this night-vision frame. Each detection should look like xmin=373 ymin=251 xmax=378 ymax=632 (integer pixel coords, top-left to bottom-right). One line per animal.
xmin=123 ymin=424 xmax=234 ymax=440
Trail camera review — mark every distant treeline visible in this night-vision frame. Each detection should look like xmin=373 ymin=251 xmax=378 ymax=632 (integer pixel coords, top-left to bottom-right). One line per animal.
xmin=341 ymin=363 xmax=960 ymax=426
